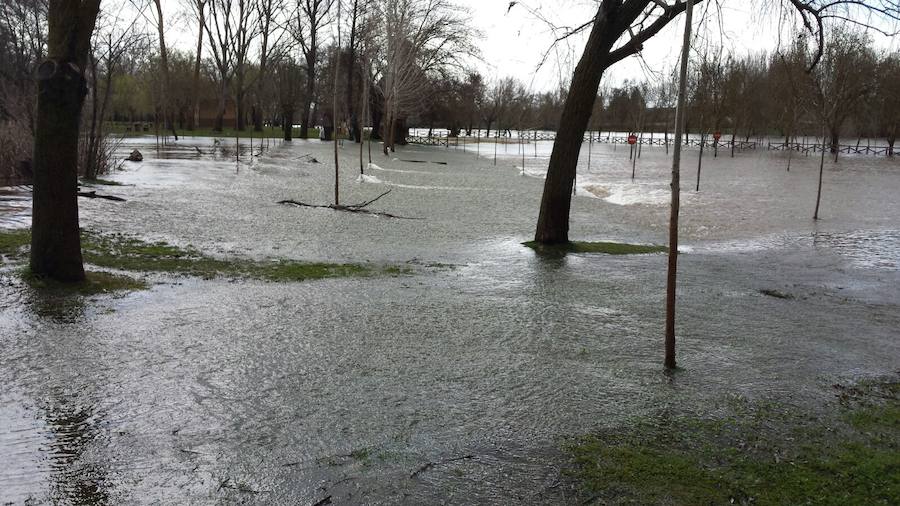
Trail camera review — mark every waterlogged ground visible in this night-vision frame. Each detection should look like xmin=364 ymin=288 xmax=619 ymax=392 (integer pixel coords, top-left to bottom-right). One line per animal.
xmin=1 ymin=135 xmax=899 ymax=504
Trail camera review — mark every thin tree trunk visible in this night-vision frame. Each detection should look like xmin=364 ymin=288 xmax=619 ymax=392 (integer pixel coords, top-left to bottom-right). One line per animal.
xmin=696 ymin=131 xmax=704 ymax=191
xmin=332 ymin=2 xmax=341 ymax=206
xmin=190 ymin=1 xmax=205 ymax=130
xmin=665 ymin=0 xmax=694 ymax=370
xmin=85 ymin=54 xmax=100 ymax=180
xmin=814 ymin=124 xmax=827 ymax=220
xmin=152 ymin=0 xmax=177 ymax=140
xmin=282 ymin=107 xmax=293 ymax=140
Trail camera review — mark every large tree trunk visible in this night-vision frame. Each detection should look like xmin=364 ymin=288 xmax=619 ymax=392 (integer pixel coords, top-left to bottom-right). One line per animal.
xmin=30 ymin=0 xmax=101 ymax=282
xmin=534 ymin=6 xmax=615 ymax=244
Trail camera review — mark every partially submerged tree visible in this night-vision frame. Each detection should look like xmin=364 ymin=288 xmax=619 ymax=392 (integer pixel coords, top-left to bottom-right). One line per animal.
xmin=30 ymin=0 xmax=101 ymax=282
xmin=528 ymin=0 xmax=900 ymax=244
xmin=873 ymin=53 xmax=900 ymax=155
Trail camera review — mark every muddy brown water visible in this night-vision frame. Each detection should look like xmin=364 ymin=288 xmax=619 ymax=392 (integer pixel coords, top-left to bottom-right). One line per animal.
xmin=1 ymin=136 xmax=899 ymax=504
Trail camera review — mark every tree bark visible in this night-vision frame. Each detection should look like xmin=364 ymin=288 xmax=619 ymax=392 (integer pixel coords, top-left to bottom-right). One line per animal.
xmin=534 ymin=6 xmax=614 ymax=243
xmin=665 ymin=0 xmax=694 ymax=370
xmin=30 ymin=0 xmax=101 ymax=282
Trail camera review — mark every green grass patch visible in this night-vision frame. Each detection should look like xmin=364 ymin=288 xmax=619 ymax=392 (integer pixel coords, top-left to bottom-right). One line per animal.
xmin=2 ymin=229 xmax=383 ymax=283
xmin=523 ymin=240 xmax=667 ymax=255
xmin=568 ymin=377 xmax=900 ymax=505
xmin=0 ymin=228 xmax=30 ymax=258
xmin=80 ymin=231 xmax=373 ymax=281
xmin=23 ymin=269 xmax=147 ymax=296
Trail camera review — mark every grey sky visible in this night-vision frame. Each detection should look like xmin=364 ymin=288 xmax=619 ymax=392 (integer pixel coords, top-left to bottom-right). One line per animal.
xmin=155 ymin=0 xmax=898 ymax=92
xmin=456 ymin=0 xmax=898 ymax=91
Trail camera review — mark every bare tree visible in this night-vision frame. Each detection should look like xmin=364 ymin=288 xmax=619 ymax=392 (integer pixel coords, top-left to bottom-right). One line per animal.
xmin=665 ymin=0 xmax=694 ymax=371
xmin=84 ymin=14 xmax=147 ymax=179
xmin=806 ymin=27 xmax=877 ymax=160
xmin=291 ymin=0 xmax=334 ymax=138
xmin=188 ymin=0 xmax=207 ymax=130
xmin=376 ymin=0 xmax=475 ymax=154
xmin=205 ymin=0 xmax=236 ymax=131
xmin=230 ymin=0 xmax=261 ymax=130
xmin=252 ymin=0 xmax=286 ymax=132
xmin=150 ymin=0 xmax=178 ymax=139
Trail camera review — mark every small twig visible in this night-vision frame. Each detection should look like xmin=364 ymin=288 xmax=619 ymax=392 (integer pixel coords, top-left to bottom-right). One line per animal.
xmin=345 ymin=189 xmax=392 ymax=209
xmin=311 ymin=495 xmax=332 ymax=506
xmin=410 ymin=454 xmax=475 ymax=478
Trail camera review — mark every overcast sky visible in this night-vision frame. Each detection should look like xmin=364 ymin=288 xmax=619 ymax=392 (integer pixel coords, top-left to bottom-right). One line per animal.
xmin=461 ymin=0 xmax=898 ymax=92
xmin=156 ymin=0 xmax=899 ymax=92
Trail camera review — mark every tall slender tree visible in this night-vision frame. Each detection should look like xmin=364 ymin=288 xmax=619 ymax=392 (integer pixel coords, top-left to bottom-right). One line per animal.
xmin=665 ymin=0 xmax=694 ymax=370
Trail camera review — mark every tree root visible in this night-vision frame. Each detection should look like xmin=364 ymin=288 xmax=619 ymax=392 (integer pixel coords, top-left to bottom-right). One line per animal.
xmin=410 ymin=454 xmax=475 ymax=478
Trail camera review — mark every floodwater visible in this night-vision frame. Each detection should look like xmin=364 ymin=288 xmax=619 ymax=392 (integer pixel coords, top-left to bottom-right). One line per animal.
xmin=1 ymin=135 xmax=899 ymax=504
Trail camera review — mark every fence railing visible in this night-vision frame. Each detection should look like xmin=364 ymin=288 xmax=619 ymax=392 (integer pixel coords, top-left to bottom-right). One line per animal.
xmin=405 ymin=131 xmax=894 ymax=157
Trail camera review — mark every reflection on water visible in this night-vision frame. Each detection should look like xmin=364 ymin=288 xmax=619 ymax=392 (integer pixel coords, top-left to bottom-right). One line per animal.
xmin=0 ymin=189 xmax=31 ymax=228
xmin=814 ymin=230 xmax=900 ymax=270
xmin=43 ymin=399 xmax=110 ymax=505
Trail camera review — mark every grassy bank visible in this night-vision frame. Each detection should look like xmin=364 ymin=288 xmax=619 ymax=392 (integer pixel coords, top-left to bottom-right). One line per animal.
xmin=568 ymin=377 xmax=900 ymax=505
xmin=523 ymin=240 xmax=667 ymax=255
xmin=2 ymin=229 xmax=384 ymax=290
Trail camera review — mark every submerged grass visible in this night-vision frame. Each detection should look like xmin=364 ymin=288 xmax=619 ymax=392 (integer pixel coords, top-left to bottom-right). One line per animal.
xmin=0 ymin=228 xmax=30 ymax=257
xmin=81 ymin=178 xmax=123 ymax=186
xmin=1 ymin=229 xmax=380 ymax=285
xmin=568 ymin=377 xmax=900 ymax=505
xmin=523 ymin=240 xmax=667 ymax=255
xmin=23 ymin=269 xmax=147 ymax=295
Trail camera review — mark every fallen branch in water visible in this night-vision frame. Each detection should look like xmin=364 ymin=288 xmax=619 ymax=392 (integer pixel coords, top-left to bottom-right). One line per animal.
xmin=277 ymin=190 xmax=421 ymax=219
xmin=399 ymin=159 xmax=447 ymax=165
xmin=312 ymin=495 xmax=332 ymax=506
xmin=296 ymin=153 xmax=319 ymax=163
xmin=410 ymin=454 xmax=475 ymax=478
xmin=77 ymin=191 xmax=126 ymax=202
